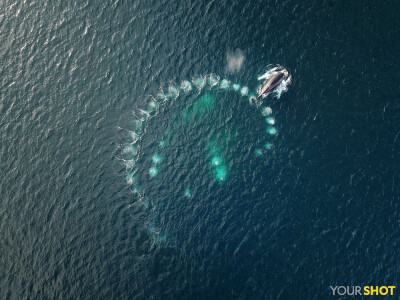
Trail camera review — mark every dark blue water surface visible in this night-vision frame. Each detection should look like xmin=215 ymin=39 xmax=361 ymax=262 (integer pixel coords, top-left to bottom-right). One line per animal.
xmin=1 ymin=0 xmax=400 ymax=299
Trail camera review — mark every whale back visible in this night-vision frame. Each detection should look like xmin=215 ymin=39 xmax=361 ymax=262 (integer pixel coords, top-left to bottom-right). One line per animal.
xmin=269 ymin=72 xmax=284 ymax=87
xmin=258 ymin=71 xmax=286 ymax=97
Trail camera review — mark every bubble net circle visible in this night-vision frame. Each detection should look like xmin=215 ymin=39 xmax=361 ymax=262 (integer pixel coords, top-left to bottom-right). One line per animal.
xmin=118 ymin=68 xmax=290 ymax=243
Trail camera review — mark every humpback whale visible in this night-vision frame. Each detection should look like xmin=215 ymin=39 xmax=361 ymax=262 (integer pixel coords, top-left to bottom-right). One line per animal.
xmin=257 ymin=70 xmax=289 ymax=98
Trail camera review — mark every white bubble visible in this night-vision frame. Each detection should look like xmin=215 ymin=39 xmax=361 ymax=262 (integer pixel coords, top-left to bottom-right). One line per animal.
xmin=129 ymin=131 xmax=139 ymax=143
xmin=149 ymin=166 xmax=158 ymax=177
xmin=152 ymin=153 xmax=162 ymax=164
xmin=207 ymin=75 xmax=219 ymax=87
xmin=266 ymin=117 xmax=275 ymax=125
xmin=267 ymin=126 xmax=277 ymax=135
xmin=147 ymin=100 xmax=158 ymax=114
xmin=125 ymin=172 xmax=135 ymax=185
xmin=137 ymin=109 xmax=150 ymax=121
xmin=264 ymin=142 xmax=273 ymax=150
xmin=261 ymin=107 xmax=272 ymax=116
xmin=240 ymin=86 xmax=249 ymax=96
xmin=232 ymin=83 xmax=240 ymax=91
xmin=184 ymin=188 xmax=192 ymax=197
xmin=180 ymin=80 xmax=192 ymax=93
xmin=193 ymin=77 xmax=206 ymax=89
xmin=220 ymin=79 xmax=230 ymax=89
xmin=156 ymin=92 xmax=167 ymax=100
xmin=123 ymin=145 xmax=136 ymax=155
xmin=168 ymin=85 xmax=179 ymax=98
xmin=125 ymin=159 xmax=135 ymax=170
xmin=255 ymin=148 xmax=263 ymax=156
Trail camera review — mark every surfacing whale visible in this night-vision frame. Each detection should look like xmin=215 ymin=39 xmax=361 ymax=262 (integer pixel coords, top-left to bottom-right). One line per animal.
xmin=257 ymin=69 xmax=289 ymax=98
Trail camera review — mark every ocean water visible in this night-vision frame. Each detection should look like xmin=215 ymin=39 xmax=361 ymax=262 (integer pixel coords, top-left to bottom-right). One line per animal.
xmin=1 ymin=0 xmax=400 ymax=299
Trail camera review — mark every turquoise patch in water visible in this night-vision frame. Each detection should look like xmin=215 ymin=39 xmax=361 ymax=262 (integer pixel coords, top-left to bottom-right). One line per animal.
xmin=211 ymin=156 xmax=222 ymax=166
xmin=149 ymin=166 xmax=158 ymax=177
xmin=264 ymin=142 xmax=273 ymax=150
xmin=152 ymin=153 xmax=162 ymax=164
xmin=267 ymin=126 xmax=277 ymax=135
xmin=255 ymin=148 xmax=263 ymax=156
xmin=266 ymin=117 xmax=275 ymax=125
xmin=232 ymin=83 xmax=240 ymax=91
xmin=215 ymin=166 xmax=227 ymax=181
xmin=184 ymin=188 xmax=192 ymax=197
